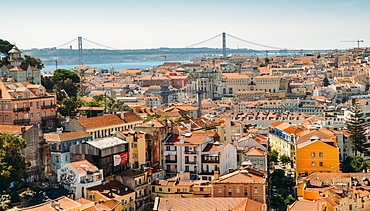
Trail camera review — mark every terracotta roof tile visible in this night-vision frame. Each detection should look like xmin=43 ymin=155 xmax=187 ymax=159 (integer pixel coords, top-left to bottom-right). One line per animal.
xmin=44 ymin=131 xmax=91 ymax=142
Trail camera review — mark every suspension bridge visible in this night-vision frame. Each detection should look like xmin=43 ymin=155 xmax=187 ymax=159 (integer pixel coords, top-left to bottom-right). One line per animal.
xmin=54 ymin=33 xmax=333 ymax=65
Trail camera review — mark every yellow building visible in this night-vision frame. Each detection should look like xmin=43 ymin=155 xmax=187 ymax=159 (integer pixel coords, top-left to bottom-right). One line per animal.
xmin=151 ymin=172 xmax=212 ymax=199
xmin=115 ymin=130 xmax=147 ymax=169
xmin=296 ymin=139 xmax=340 ymax=175
xmin=86 ymin=180 xmax=135 ymax=211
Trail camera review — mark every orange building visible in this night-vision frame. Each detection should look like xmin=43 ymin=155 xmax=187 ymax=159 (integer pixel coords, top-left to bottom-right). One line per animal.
xmin=296 ymin=138 xmax=340 ymax=176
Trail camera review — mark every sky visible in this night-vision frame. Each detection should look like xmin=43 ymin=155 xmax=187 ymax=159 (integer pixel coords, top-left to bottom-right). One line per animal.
xmin=1 ymin=0 xmax=370 ymax=51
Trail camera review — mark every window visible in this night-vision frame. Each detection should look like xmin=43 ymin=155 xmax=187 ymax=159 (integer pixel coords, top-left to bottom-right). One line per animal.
xmin=311 ymin=162 xmax=316 ymax=167
xmin=168 ymin=188 xmax=172 ymax=192
xmin=88 ymin=194 xmax=94 ymax=200
xmin=244 ymin=187 xmax=248 ymax=196
xmin=254 ymin=187 xmax=258 ymax=193
xmin=55 ymin=156 xmax=59 ymax=163
xmin=65 ymin=155 xmax=69 ymax=162
xmin=30 ymin=113 xmax=33 ymax=118
xmin=200 ymin=187 xmax=204 ymax=191
xmin=5 ymin=115 xmax=8 ymax=121
xmin=319 ymin=162 xmax=323 ymax=167
xmin=218 ymin=187 xmax=222 ymax=193
xmin=30 ymin=102 xmax=33 ymax=107
xmin=158 ymin=188 xmax=162 ymax=192
xmin=319 ymin=152 xmax=323 ymax=157
xmin=311 ymin=152 xmax=315 ymax=157
xmin=236 ymin=187 xmax=240 ymax=193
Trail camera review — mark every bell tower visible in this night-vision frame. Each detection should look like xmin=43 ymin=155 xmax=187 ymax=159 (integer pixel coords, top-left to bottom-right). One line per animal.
xmin=8 ymin=45 xmax=23 ymax=66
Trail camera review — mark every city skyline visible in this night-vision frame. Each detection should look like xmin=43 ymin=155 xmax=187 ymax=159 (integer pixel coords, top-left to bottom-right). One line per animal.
xmin=2 ymin=0 xmax=369 ymax=50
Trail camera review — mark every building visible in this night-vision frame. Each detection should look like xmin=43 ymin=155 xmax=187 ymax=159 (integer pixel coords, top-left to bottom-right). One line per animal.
xmin=153 ymin=197 xmax=267 ymax=211
xmin=151 ymin=172 xmax=212 ymax=199
xmin=0 ymin=45 xmax=41 ymax=85
xmin=115 ymin=169 xmax=150 ymax=210
xmin=0 ymin=125 xmax=49 ymax=181
xmin=65 ymin=112 xmax=143 ymax=139
xmin=44 ymin=130 xmax=92 ymax=174
xmin=268 ymin=121 xmax=300 ymax=158
xmin=0 ymin=82 xmax=57 ymax=130
xmin=57 ymin=160 xmax=103 ymax=199
xmin=86 ymin=180 xmax=135 ymax=211
xmin=134 ymin=119 xmax=173 ymax=167
xmin=211 ymin=167 xmax=267 ymax=204
xmin=296 ymin=138 xmax=340 ymax=176
xmin=70 ymin=137 xmax=129 ymax=177
xmin=114 ymin=130 xmax=147 ymax=169
xmin=162 ymin=133 xmax=237 ymax=177
xmin=19 ymin=196 xmax=82 ymax=211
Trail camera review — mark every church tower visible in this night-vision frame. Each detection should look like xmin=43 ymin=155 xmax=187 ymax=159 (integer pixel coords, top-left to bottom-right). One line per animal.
xmin=8 ymin=45 xmax=23 ymax=66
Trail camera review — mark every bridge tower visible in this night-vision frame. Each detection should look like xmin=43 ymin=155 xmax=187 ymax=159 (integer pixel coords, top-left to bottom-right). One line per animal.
xmin=78 ymin=36 xmax=83 ymax=65
xmin=222 ymin=32 xmax=226 ymax=57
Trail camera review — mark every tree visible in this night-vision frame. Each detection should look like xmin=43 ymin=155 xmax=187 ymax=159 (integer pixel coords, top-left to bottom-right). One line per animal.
xmin=51 ymin=69 xmax=81 ymax=101
xmin=0 ymin=134 xmax=27 ymax=192
xmin=345 ymin=99 xmax=367 ymax=155
xmin=279 ymin=154 xmax=292 ymax=167
xmin=59 ymin=97 xmax=85 ymax=117
xmin=21 ymin=55 xmax=44 ymax=69
xmin=269 ymin=149 xmax=279 ymax=165
xmin=342 ymin=156 xmax=364 ymax=172
xmin=0 ymin=39 xmax=14 ymax=66
xmin=323 ymin=77 xmax=329 ymax=86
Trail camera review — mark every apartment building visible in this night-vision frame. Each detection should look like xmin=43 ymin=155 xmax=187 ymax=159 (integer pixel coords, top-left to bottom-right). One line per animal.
xmin=65 ymin=112 xmax=142 ymax=139
xmin=0 ymin=82 xmax=57 ymax=130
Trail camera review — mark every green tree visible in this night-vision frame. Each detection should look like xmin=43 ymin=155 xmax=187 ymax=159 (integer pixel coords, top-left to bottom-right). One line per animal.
xmin=174 ymin=116 xmax=186 ymax=123
xmin=51 ymin=69 xmax=81 ymax=101
xmin=0 ymin=133 xmax=27 ymax=192
xmin=0 ymin=39 xmax=14 ymax=66
xmin=21 ymin=55 xmax=44 ymax=69
xmin=345 ymin=99 xmax=367 ymax=155
xmin=342 ymin=156 xmax=364 ymax=172
xmin=269 ymin=149 xmax=279 ymax=165
xmin=323 ymin=77 xmax=329 ymax=86
xmin=143 ymin=114 xmax=162 ymax=122
xmin=59 ymin=97 xmax=85 ymax=117
xmin=41 ymin=75 xmax=54 ymax=92
xmin=279 ymin=154 xmax=292 ymax=167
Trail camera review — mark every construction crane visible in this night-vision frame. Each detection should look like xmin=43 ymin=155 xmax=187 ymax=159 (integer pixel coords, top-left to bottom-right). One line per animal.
xmin=340 ymin=39 xmax=364 ymax=48
xmin=162 ymin=55 xmax=170 ymax=62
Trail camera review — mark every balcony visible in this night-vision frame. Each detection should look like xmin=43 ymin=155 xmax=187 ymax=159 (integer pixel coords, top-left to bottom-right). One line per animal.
xmin=41 ymin=104 xmax=57 ymax=109
xmin=185 ymin=160 xmax=197 ymax=164
xmin=184 ymin=151 xmax=197 ymax=155
xmin=14 ymin=118 xmax=31 ymax=124
xmin=165 ymin=160 xmax=177 ymax=164
xmin=42 ymin=115 xmax=56 ymax=120
xmin=13 ymin=107 xmax=30 ymax=112
xmin=202 ymin=159 xmax=220 ymax=164
xmin=87 ymin=170 xmax=101 ymax=175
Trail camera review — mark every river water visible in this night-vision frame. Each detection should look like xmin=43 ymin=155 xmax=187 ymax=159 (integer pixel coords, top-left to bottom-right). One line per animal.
xmin=42 ymin=61 xmax=175 ymax=72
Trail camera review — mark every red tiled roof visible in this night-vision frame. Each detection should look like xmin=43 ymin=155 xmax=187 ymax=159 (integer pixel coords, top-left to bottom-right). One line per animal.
xmin=44 ymin=131 xmax=91 ymax=142
xmin=77 ymin=113 xmax=142 ymax=130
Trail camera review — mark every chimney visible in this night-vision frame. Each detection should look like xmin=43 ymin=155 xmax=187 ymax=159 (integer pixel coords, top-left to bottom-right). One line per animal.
xmin=120 ymin=112 xmax=126 ymax=120
xmin=214 ymin=170 xmax=220 ymax=180
xmin=225 ymin=116 xmax=232 ymax=143
xmin=165 ymin=199 xmax=170 ymax=211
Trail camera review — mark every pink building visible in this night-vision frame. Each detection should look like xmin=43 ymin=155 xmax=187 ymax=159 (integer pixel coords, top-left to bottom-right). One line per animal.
xmin=0 ymin=82 xmax=57 ymax=130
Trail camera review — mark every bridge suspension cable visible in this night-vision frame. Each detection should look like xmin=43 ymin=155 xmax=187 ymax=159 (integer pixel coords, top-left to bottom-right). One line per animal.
xmin=185 ymin=33 xmax=222 ymax=48
xmin=226 ymin=33 xmax=286 ymax=50
xmin=56 ymin=38 xmax=77 ymax=48
xmin=82 ymin=38 xmax=118 ymax=50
